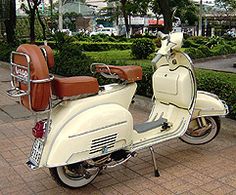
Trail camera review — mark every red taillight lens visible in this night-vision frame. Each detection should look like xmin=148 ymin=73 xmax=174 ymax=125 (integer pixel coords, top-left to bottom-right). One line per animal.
xmin=32 ymin=120 xmax=45 ymax=138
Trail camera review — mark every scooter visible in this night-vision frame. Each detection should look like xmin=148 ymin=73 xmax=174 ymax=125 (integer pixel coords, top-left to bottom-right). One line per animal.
xmin=7 ymin=32 xmax=228 ymax=188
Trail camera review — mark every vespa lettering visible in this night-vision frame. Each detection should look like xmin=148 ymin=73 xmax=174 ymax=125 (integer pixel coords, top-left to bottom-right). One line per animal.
xmin=15 ymin=67 xmax=28 ymax=79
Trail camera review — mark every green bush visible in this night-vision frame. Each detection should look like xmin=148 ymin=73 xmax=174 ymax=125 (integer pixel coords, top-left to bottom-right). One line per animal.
xmin=183 ymin=39 xmax=200 ymax=48
xmin=153 ymin=37 xmax=161 ymax=48
xmin=206 ymin=36 xmax=225 ymax=49
xmin=198 ymin=45 xmax=213 ymax=57
xmin=212 ymin=44 xmax=233 ymax=56
xmin=76 ymin=41 xmax=132 ymax=51
xmin=0 ymin=43 xmax=16 ymax=62
xmin=131 ymin=38 xmax=155 ymax=59
xmin=188 ymin=36 xmax=208 ymax=45
xmin=53 ymin=43 xmax=92 ymax=77
xmin=196 ymin=70 xmax=236 ymax=119
xmin=185 ymin=47 xmax=206 ymax=59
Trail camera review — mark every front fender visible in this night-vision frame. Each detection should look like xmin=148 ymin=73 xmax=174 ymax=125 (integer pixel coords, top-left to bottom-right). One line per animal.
xmin=192 ymin=91 xmax=228 ymax=118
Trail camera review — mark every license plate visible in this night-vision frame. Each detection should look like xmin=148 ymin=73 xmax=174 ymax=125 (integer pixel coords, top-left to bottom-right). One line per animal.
xmin=29 ymin=139 xmax=44 ymax=166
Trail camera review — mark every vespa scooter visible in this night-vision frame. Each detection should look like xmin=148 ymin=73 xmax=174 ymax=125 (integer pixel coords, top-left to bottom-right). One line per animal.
xmin=7 ymin=32 xmax=228 ymax=188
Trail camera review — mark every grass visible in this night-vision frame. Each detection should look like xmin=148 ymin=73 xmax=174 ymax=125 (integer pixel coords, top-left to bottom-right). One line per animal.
xmin=85 ymin=50 xmax=154 ymax=68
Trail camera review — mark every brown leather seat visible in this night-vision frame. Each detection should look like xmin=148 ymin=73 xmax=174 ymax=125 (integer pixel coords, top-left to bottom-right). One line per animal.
xmin=39 ymin=45 xmax=99 ymax=98
xmin=53 ymin=76 xmax=99 ymax=99
xmin=95 ymin=65 xmax=142 ymax=83
xmin=13 ymin=44 xmax=51 ymax=111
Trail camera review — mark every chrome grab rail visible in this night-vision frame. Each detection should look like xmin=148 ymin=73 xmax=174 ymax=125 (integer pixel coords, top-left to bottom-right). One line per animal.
xmin=7 ymin=51 xmax=54 ymax=112
xmin=31 ymin=74 xmax=54 ymax=83
xmin=90 ymin=63 xmax=119 ymax=80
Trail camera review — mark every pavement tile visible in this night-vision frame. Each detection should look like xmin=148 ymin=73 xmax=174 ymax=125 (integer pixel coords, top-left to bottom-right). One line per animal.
xmin=92 ymin=177 xmax=119 ymax=189
xmin=180 ymin=172 xmax=213 ymax=186
xmin=210 ymin=184 xmax=235 ymax=195
xmin=111 ymin=183 xmax=135 ymax=194
xmin=150 ymin=185 xmax=175 ymax=195
xmin=138 ymin=188 xmax=157 ymax=195
xmin=189 ymin=188 xmax=211 ymax=195
xmin=0 ymin=183 xmax=34 ymax=195
xmin=124 ymin=178 xmax=156 ymax=192
xmin=100 ymin=186 xmax=121 ymax=195
xmin=200 ymin=180 xmax=224 ymax=192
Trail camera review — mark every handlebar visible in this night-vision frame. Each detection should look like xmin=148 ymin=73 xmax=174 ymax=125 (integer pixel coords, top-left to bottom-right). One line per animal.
xmin=151 ymin=54 xmax=162 ymax=64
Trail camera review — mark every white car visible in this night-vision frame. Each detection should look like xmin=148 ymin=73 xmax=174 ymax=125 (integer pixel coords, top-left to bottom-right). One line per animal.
xmin=90 ymin=27 xmax=118 ymax=36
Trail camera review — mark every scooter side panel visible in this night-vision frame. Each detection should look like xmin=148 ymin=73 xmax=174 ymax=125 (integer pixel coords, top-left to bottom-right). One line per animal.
xmin=45 ymin=104 xmax=133 ymax=167
xmin=193 ymin=91 xmax=228 ymax=118
xmin=39 ymin=83 xmax=137 ymax=167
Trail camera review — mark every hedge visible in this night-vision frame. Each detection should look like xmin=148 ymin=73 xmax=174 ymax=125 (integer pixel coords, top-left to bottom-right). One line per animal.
xmin=35 ymin=40 xmax=131 ymax=51
xmin=75 ymin=41 xmax=132 ymax=51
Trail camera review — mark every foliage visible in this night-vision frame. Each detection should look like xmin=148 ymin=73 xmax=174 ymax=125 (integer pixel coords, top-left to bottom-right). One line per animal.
xmin=0 ymin=42 xmax=16 ymax=62
xmin=78 ymin=41 xmax=131 ymax=51
xmin=196 ymin=69 xmax=236 ymax=119
xmin=36 ymin=40 xmax=132 ymax=51
xmin=131 ymin=38 xmax=155 ymax=59
xmin=205 ymin=36 xmax=225 ymax=48
xmin=53 ymin=43 xmax=92 ymax=77
xmin=185 ymin=48 xmax=206 ymax=59
xmin=20 ymin=0 xmax=47 ymax=42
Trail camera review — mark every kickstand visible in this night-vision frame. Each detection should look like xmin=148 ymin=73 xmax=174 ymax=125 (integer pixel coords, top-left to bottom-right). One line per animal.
xmin=149 ymin=146 xmax=160 ymax=177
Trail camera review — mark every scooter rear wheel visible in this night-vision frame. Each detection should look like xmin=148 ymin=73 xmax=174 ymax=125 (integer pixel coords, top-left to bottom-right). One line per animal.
xmin=49 ymin=162 xmax=100 ymax=188
xmin=180 ymin=116 xmax=221 ymax=145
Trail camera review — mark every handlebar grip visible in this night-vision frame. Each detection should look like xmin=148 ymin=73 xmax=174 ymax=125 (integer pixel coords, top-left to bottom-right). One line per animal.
xmin=151 ymin=54 xmax=162 ymax=64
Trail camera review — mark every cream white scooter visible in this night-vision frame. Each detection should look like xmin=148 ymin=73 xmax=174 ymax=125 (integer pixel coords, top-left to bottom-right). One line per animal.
xmin=7 ymin=32 xmax=228 ymax=188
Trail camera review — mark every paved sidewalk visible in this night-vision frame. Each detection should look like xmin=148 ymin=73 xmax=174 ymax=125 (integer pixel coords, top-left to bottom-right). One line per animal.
xmin=194 ymin=55 xmax=236 ymax=73
xmin=0 ymin=65 xmax=236 ymax=194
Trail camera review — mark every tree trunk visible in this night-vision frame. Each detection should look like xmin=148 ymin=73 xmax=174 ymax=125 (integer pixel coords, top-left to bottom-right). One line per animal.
xmin=4 ymin=0 xmax=16 ymax=44
xmin=120 ymin=0 xmax=129 ymax=38
xmin=157 ymin=0 xmax=172 ymax=33
xmin=29 ymin=10 xmax=36 ymax=43
xmin=36 ymin=8 xmax=46 ymax=40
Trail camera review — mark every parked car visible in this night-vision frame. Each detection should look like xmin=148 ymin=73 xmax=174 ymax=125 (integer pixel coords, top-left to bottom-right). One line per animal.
xmin=90 ymin=27 xmax=118 ymax=36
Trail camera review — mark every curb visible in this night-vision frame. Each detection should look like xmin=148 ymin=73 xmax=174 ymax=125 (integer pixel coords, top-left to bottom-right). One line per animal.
xmin=193 ymin=54 xmax=236 ymax=63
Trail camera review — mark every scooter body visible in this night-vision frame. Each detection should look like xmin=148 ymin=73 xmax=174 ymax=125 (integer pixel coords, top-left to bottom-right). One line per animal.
xmin=7 ymin=32 xmax=228 ymax=188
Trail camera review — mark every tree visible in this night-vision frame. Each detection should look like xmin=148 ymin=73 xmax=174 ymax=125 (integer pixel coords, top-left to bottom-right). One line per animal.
xmin=0 ymin=0 xmax=16 ymax=44
xmin=150 ymin=0 xmax=198 ymax=33
xmin=20 ymin=0 xmax=47 ymax=43
xmin=157 ymin=0 xmax=172 ymax=33
xmin=215 ymin=0 xmax=236 ymax=28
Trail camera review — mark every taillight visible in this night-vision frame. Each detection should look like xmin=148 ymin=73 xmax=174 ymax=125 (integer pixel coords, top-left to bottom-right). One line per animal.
xmin=32 ymin=120 xmax=46 ymax=138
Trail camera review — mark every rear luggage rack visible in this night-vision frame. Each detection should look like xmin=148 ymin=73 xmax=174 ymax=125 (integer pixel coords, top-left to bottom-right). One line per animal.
xmin=7 ymin=51 xmax=54 ymax=112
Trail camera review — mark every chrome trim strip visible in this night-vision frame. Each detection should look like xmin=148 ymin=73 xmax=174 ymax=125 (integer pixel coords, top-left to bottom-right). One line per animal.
xmin=68 ymin=121 xmax=127 ymax=138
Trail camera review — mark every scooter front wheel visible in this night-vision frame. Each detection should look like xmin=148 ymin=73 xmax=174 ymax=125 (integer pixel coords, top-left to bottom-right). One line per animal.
xmin=49 ymin=162 xmax=100 ymax=188
xmin=180 ymin=116 xmax=221 ymax=145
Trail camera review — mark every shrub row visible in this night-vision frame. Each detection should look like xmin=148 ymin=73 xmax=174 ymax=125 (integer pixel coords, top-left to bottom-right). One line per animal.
xmin=76 ymin=41 xmax=131 ymax=51
xmin=185 ymin=44 xmax=236 ymax=59
xmin=36 ymin=40 xmax=131 ymax=51
xmin=0 ymin=43 xmax=16 ymax=62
